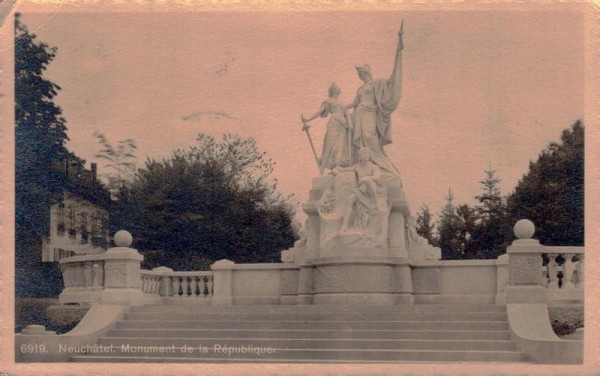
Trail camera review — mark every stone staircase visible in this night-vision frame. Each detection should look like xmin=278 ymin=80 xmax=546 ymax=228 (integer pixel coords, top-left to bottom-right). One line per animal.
xmin=70 ymin=304 xmax=527 ymax=363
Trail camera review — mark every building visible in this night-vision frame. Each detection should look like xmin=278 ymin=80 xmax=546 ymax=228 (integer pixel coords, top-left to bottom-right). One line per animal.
xmin=42 ymin=158 xmax=111 ymax=262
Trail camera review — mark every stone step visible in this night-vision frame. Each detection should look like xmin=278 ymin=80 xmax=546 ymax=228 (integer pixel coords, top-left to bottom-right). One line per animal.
xmin=123 ymin=311 xmax=507 ymax=322
xmin=116 ymin=320 xmax=509 ymax=331
xmin=96 ymin=337 xmax=516 ymax=351
xmin=130 ymin=304 xmax=507 ymax=314
xmin=70 ymin=348 xmax=525 ymax=363
xmin=106 ymin=328 xmax=512 ymax=340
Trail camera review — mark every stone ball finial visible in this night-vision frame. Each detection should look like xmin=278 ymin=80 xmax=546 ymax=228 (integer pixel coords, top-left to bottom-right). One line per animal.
xmin=114 ymin=230 xmax=133 ymax=247
xmin=514 ymin=219 xmax=535 ymax=239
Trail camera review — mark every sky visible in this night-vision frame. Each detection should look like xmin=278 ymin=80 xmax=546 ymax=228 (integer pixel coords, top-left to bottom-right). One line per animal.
xmin=21 ymin=10 xmax=584 ymax=220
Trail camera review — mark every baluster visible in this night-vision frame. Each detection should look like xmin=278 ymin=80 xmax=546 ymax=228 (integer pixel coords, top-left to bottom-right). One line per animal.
xmin=541 ymin=254 xmax=549 ymax=287
xmin=143 ymin=275 xmax=151 ymax=295
xmin=575 ymin=255 xmax=584 ymax=288
xmin=198 ymin=275 xmax=206 ymax=298
xmin=171 ymin=276 xmax=179 ymax=298
xmin=541 ymin=266 xmax=549 ymax=288
xmin=97 ymin=262 xmax=104 ymax=288
xmin=83 ymin=262 xmax=93 ymax=287
xmin=154 ymin=276 xmax=161 ymax=295
xmin=171 ymin=276 xmax=181 ymax=297
xmin=183 ymin=276 xmax=191 ymax=297
xmin=206 ymin=275 xmax=213 ymax=297
xmin=191 ymin=276 xmax=199 ymax=297
xmin=75 ymin=263 xmax=86 ymax=288
xmin=562 ymin=254 xmax=576 ymax=289
xmin=149 ymin=276 xmax=155 ymax=295
xmin=62 ymin=264 xmax=72 ymax=288
xmin=547 ymin=253 xmax=560 ymax=289
xmin=92 ymin=263 xmax=102 ymax=287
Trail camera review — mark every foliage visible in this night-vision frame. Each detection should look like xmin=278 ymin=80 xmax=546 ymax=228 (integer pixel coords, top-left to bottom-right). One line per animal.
xmin=437 ymin=189 xmax=463 ymax=259
xmin=415 ymin=205 xmax=437 ymax=246
xmin=432 ymin=120 xmax=582 ymax=260
xmin=506 ymin=121 xmax=584 ymax=246
xmin=115 ymin=134 xmax=298 ymax=270
xmin=15 ymin=14 xmax=69 ymax=296
xmin=94 ymin=131 xmax=137 ymax=196
xmin=470 ymin=167 xmax=511 ymax=259
xmin=15 ymin=13 xmax=69 ymax=240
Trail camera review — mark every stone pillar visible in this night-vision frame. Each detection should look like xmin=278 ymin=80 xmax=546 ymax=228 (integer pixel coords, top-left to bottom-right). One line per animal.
xmin=506 ymin=220 xmax=546 ymax=304
xmin=211 ymin=259 xmax=235 ymax=305
xmin=153 ymin=266 xmax=174 ymax=296
xmin=100 ymin=230 xmax=145 ymax=306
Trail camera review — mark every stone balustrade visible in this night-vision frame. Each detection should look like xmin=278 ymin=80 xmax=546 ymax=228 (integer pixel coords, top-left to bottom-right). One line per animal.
xmin=55 ymin=224 xmax=583 ymax=307
xmin=542 ymin=247 xmax=584 ymax=290
xmin=169 ymin=272 xmax=214 ymax=298
xmin=59 ymin=255 xmax=107 ymax=304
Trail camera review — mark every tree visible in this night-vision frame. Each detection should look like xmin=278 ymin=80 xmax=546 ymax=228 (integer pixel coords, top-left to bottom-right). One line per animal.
xmin=15 ymin=14 xmax=70 ymax=296
xmin=507 ymin=121 xmax=584 ymax=246
xmin=118 ymin=134 xmax=298 ymax=270
xmin=437 ymin=189 xmax=463 ymax=259
xmin=94 ymin=131 xmax=138 ymax=197
xmin=471 ymin=166 xmax=510 ymax=259
xmin=415 ymin=204 xmax=437 ymax=245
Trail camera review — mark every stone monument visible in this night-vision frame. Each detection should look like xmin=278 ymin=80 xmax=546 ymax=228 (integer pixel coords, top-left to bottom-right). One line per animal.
xmin=283 ymin=21 xmax=441 ymax=305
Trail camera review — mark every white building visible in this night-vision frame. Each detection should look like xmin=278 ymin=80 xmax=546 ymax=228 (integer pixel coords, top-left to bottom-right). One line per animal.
xmin=42 ymin=160 xmax=111 ymax=262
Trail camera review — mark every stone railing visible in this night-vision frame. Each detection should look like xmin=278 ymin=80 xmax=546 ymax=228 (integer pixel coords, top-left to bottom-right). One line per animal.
xmin=505 ymin=219 xmax=583 ymax=364
xmin=139 ymin=268 xmax=215 ymax=303
xmin=140 ymin=269 xmax=162 ymax=297
xmin=542 ymin=246 xmax=584 ymax=290
xmin=140 ymin=268 xmax=214 ymax=303
xmin=169 ymin=272 xmax=214 ymax=299
xmin=59 ymin=255 xmax=106 ymax=304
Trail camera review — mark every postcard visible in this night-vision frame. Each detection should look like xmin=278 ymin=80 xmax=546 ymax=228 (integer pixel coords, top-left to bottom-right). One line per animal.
xmin=1 ymin=1 xmax=598 ymax=375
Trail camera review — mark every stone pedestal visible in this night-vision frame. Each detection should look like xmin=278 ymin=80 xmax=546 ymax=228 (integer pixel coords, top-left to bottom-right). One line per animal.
xmin=305 ymin=257 xmax=410 ymax=305
xmin=99 ymin=246 xmax=144 ymax=306
xmin=506 ymin=233 xmax=546 ymax=304
xmin=284 ymin=172 xmax=441 ymax=305
xmin=211 ymin=259 xmax=235 ymax=305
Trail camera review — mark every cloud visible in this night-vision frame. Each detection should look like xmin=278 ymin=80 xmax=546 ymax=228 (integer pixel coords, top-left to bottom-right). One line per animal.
xmin=181 ymin=111 xmax=237 ymax=122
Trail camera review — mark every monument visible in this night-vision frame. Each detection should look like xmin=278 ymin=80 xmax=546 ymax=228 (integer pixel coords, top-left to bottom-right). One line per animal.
xmin=284 ymin=21 xmax=441 ymax=305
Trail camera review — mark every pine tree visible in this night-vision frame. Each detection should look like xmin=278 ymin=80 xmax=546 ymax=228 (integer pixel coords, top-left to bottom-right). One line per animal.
xmin=437 ymin=189 xmax=463 ymax=259
xmin=416 ymin=204 xmax=437 ymax=245
xmin=472 ymin=166 xmax=510 ymax=258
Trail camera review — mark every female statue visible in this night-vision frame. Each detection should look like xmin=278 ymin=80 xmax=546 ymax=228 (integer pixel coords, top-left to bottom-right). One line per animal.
xmin=302 ymin=82 xmax=353 ymax=174
xmin=346 ymin=22 xmax=404 ymax=180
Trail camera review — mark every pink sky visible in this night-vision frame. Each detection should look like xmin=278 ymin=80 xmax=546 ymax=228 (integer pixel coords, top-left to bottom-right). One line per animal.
xmin=22 ymin=10 xmax=584 ymax=219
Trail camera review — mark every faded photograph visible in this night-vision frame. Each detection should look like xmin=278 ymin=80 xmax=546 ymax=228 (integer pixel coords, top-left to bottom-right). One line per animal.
xmin=10 ymin=7 xmax=585 ymax=367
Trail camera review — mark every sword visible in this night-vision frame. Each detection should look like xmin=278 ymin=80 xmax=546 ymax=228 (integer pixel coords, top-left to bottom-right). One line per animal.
xmin=301 ymin=116 xmax=322 ymax=175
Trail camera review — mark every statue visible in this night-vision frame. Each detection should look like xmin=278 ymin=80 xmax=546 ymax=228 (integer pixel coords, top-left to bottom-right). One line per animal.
xmin=333 ymin=147 xmax=389 ymax=247
xmin=346 ymin=21 xmax=404 ymax=182
xmin=302 ymin=83 xmax=353 ymax=175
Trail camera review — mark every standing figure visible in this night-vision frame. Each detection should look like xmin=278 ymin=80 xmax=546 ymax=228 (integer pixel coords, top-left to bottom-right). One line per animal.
xmin=302 ymin=82 xmax=353 ymax=175
xmin=346 ymin=22 xmax=405 ymax=180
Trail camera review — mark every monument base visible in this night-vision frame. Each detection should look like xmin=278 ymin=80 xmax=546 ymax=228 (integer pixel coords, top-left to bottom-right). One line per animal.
xmin=307 ymin=256 xmax=413 ymax=305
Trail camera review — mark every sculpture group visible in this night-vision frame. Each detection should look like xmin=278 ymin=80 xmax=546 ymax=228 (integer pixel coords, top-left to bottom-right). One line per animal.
xmin=296 ymin=21 xmax=432 ymax=254
xmin=302 ymin=21 xmax=404 ymax=184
